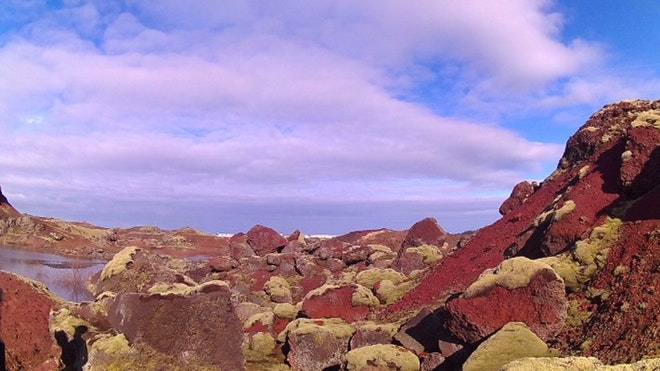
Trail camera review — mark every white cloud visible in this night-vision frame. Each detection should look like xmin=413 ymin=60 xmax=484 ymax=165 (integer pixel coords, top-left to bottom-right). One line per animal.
xmin=0 ymin=0 xmax=639 ymax=233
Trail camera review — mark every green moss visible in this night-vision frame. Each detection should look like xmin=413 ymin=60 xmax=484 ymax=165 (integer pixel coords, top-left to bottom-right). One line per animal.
xmin=406 ymin=244 xmax=442 ymax=264
xmin=631 ymin=109 xmax=660 ymax=129
xmin=91 ymin=333 xmax=131 ymax=355
xmin=354 ymin=321 xmax=399 ymax=337
xmin=147 ymin=283 xmax=192 ymax=295
xmin=351 ymin=284 xmax=380 ymax=307
xmin=304 ymin=283 xmax=340 ymax=299
xmin=277 ymin=318 xmax=355 ymax=343
xmin=367 ymin=244 xmax=393 ymax=254
xmin=244 ymin=311 xmax=275 ymax=330
xmin=463 ymin=257 xmax=559 ymax=299
xmin=273 ymin=303 xmax=298 ymax=319
xmin=534 ymin=200 xmax=576 ymax=227
xmin=100 ymin=246 xmax=140 ymax=281
xmin=264 ymin=276 xmax=292 ymax=301
xmin=463 ymin=322 xmax=552 ymax=371
xmin=613 ymin=265 xmax=629 ymax=277
xmin=243 ymin=332 xmax=277 ymax=362
xmin=356 ymin=268 xmax=406 ymax=289
xmin=500 ymin=356 xmax=603 ymax=370
xmin=578 ymin=165 xmax=591 ymax=179
xmin=344 ymin=344 xmax=419 ymax=371
xmin=147 ymin=280 xmax=228 ymax=297
xmin=539 ymin=217 xmax=622 ymax=293
xmin=574 ymin=218 xmax=621 ymax=266
xmin=537 ymin=255 xmax=581 ymax=292
xmin=374 ymin=279 xmax=415 ymax=305
xmin=50 ymin=307 xmax=93 ymax=335
xmin=564 ymin=300 xmax=592 ymax=328
xmin=621 ymin=150 xmax=633 ymax=162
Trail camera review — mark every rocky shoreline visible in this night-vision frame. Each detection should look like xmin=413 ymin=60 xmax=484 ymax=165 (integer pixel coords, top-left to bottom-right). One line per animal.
xmin=0 ymin=99 xmax=659 ymax=370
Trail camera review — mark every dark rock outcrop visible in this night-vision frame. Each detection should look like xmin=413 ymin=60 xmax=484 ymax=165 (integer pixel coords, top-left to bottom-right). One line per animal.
xmin=106 ymin=281 xmax=245 ymax=370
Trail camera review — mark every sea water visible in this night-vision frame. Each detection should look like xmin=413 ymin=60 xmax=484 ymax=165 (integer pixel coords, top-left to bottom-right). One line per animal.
xmin=0 ymin=246 xmax=106 ymax=302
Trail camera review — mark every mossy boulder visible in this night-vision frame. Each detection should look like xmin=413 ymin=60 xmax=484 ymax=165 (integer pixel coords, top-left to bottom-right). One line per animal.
xmin=443 ymin=257 xmax=567 ymax=343
xmin=344 ymin=344 xmax=420 ymax=371
xmin=279 ymin=318 xmax=355 ymax=371
xmin=463 ymin=322 xmax=553 ymax=371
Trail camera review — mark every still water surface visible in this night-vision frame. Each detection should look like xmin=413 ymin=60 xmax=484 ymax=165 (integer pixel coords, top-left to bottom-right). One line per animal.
xmin=0 ymin=246 xmax=107 ymax=302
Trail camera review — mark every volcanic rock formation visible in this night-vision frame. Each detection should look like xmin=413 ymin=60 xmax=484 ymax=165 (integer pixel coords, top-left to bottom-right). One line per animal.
xmin=0 ymin=99 xmax=658 ymax=370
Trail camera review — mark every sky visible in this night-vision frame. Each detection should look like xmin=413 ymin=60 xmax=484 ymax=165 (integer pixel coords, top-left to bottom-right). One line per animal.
xmin=0 ymin=1 xmax=658 ymax=235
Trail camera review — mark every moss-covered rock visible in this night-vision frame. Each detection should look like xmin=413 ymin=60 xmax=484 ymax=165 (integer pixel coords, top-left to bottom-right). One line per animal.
xmin=539 ymin=217 xmax=621 ymax=292
xmin=279 ymin=318 xmax=355 ymax=371
xmin=355 ymin=268 xmax=406 ymax=289
xmin=100 ymin=246 xmax=139 ymax=281
xmin=344 ymin=344 xmax=420 ymax=371
xmin=273 ymin=303 xmax=298 ymax=320
xmin=463 ymin=257 xmax=561 ymax=298
xmin=264 ymin=276 xmax=293 ymax=304
xmin=462 ymin=322 xmax=552 ymax=371
xmin=501 ymin=356 xmax=660 ymax=370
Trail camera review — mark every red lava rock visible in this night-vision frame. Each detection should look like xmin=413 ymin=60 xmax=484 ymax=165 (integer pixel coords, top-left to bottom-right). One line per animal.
xmin=342 ymin=245 xmax=371 ymax=265
xmin=394 ymin=245 xmax=442 ymax=275
xmin=207 ymin=255 xmax=234 ymax=272
xmin=620 ymin=126 xmax=660 ymax=198
xmin=287 ymin=229 xmax=303 ymax=242
xmin=335 ymin=228 xmax=408 ymax=254
xmin=107 ymin=283 xmax=245 ymax=370
xmin=0 ymin=271 xmax=62 ymax=370
xmin=284 ymin=319 xmax=354 ymax=371
xmin=350 ymin=323 xmax=396 ymax=349
xmin=382 ymin=101 xmax=660 ymax=322
xmin=402 ymin=217 xmax=446 ymax=248
xmin=315 ymin=238 xmax=347 ymax=260
xmin=442 ymin=259 xmax=567 ymax=343
xmin=499 ymin=181 xmax=536 ymax=216
xmin=557 ymin=218 xmax=660 ymax=363
xmin=247 ymin=225 xmax=287 ymax=256
xmin=302 ymin=285 xmax=372 ymax=323
xmin=230 ymin=233 xmax=256 ymax=260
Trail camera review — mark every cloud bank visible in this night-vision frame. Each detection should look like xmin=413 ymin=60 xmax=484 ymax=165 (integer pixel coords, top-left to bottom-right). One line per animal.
xmin=0 ymin=1 xmax=658 ymax=233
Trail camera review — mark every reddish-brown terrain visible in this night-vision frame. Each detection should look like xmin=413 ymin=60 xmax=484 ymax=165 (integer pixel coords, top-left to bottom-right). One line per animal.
xmin=0 ymin=99 xmax=658 ymax=370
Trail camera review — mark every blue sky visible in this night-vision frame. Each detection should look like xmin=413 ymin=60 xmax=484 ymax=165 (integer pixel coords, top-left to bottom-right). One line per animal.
xmin=0 ymin=1 xmax=658 ymax=235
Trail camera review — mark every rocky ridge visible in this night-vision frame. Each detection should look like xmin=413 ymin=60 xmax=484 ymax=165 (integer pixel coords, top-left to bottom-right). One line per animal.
xmin=0 ymin=99 xmax=658 ymax=370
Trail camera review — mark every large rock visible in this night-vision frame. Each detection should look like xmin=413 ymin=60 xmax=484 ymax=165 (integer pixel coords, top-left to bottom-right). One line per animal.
xmin=501 ymin=356 xmax=660 ymax=370
xmin=394 ymin=244 xmax=444 ymax=275
xmin=401 ymin=217 xmax=446 ymax=248
xmin=393 ymin=308 xmax=444 ymax=355
xmin=247 ymin=225 xmax=287 ymax=256
xmin=349 ymin=322 xmax=398 ymax=349
xmin=344 ymin=344 xmax=420 ymax=371
xmin=462 ymin=322 xmax=551 ymax=371
xmin=301 ymin=284 xmax=379 ymax=322
xmin=229 ymin=233 xmax=256 ymax=260
xmin=499 ymin=181 xmax=536 ymax=216
xmin=106 ymin=281 xmax=245 ymax=370
xmin=0 ymin=271 xmax=62 ymax=370
xmin=279 ymin=318 xmax=355 ymax=371
xmin=442 ymin=257 xmax=567 ymax=343
xmin=93 ymin=247 xmax=196 ymax=296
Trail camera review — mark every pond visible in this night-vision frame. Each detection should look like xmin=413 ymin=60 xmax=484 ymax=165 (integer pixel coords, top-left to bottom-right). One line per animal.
xmin=0 ymin=246 xmax=107 ymax=302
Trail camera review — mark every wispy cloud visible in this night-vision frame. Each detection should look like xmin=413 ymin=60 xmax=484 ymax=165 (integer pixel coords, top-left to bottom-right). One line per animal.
xmin=0 ymin=1 xmax=657 ymax=233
